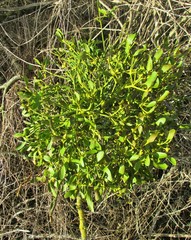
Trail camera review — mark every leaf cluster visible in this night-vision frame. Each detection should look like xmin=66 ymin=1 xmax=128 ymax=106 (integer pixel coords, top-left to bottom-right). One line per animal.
xmin=15 ymin=31 xmax=184 ymax=211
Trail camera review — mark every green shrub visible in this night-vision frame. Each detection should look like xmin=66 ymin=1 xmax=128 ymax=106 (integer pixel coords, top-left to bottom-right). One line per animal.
xmin=15 ymin=30 xmax=183 ymax=211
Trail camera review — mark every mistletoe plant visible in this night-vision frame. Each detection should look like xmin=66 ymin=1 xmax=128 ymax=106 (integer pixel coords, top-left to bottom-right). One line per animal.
xmin=15 ymin=29 xmax=183 ymax=239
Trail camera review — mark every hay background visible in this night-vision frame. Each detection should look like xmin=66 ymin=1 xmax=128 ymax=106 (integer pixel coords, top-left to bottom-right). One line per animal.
xmin=0 ymin=0 xmax=191 ymax=239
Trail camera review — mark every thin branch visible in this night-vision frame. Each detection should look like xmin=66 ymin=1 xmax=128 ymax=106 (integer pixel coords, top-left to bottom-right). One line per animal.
xmin=150 ymin=233 xmax=191 ymax=239
xmin=27 ymin=233 xmax=78 ymax=239
xmin=0 ymin=229 xmax=30 ymax=237
xmin=0 ymin=42 xmax=40 ymax=68
xmin=0 ymin=75 xmax=21 ymax=91
xmin=0 ymin=1 xmax=54 ymax=12
xmin=0 ymin=75 xmax=21 ymax=146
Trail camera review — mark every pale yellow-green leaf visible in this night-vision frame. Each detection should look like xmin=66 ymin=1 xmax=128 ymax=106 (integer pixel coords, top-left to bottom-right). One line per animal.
xmin=147 ymin=55 xmax=153 ymax=72
xmin=154 ymin=48 xmax=163 ymax=61
xmin=97 ymin=151 xmax=104 ymax=162
xmin=162 ymin=64 xmax=172 ymax=73
xmin=168 ymin=157 xmax=176 ymax=166
xmin=156 ymin=152 xmax=167 ymax=159
xmin=119 ymin=165 xmax=125 ymax=175
xmin=130 ymin=154 xmax=139 ymax=161
xmin=59 ymin=165 xmax=66 ymax=180
xmin=145 ymin=132 xmax=158 ymax=145
xmin=104 ymin=167 xmax=113 ymax=182
xmin=145 ymin=101 xmax=156 ymax=108
xmin=145 ymin=71 xmax=158 ymax=88
xmin=145 ymin=155 xmax=150 ymax=166
xmin=156 ymin=117 xmax=166 ymax=126
xmin=165 ymin=129 xmax=176 ymax=143
xmin=86 ymin=193 xmax=94 ymax=212
xmin=158 ymin=90 xmax=170 ymax=102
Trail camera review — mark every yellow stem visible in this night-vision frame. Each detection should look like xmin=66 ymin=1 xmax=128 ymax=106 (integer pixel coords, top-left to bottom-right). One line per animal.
xmin=76 ymin=195 xmax=87 ymax=240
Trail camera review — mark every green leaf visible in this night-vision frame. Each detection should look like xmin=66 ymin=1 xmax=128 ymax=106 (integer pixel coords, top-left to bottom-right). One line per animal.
xmin=145 ymin=71 xmax=158 ymax=88
xmin=119 ymin=165 xmax=125 ymax=175
xmin=133 ymin=46 xmax=146 ymax=56
xmin=142 ymin=90 xmax=149 ymax=100
xmin=138 ymin=125 xmax=143 ymax=135
xmin=64 ymin=119 xmax=71 ymax=128
xmin=156 ymin=152 xmax=167 ymax=159
xmin=55 ymin=28 xmax=63 ymax=40
xmin=32 ymin=151 xmax=37 ymax=164
xmin=16 ymin=141 xmax=26 ymax=151
xmin=158 ymin=90 xmax=170 ymax=102
xmin=144 ymin=155 xmax=150 ymax=166
xmin=89 ymin=138 xmax=101 ymax=150
xmin=34 ymin=58 xmax=41 ymax=65
xmin=145 ymin=101 xmax=156 ymax=108
xmin=74 ymin=91 xmax=80 ymax=101
xmin=47 ymin=138 xmax=53 ymax=150
xmin=162 ymin=64 xmax=172 ymax=73
xmin=85 ymin=193 xmax=94 ymax=212
xmin=147 ymin=106 xmax=156 ymax=114
xmin=119 ymin=136 xmax=125 ymax=142
xmin=36 ymin=176 xmax=46 ymax=182
xmin=59 ymin=165 xmax=66 ymax=180
xmin=159 ymin=163 xmax=168 ymax=170
xmin=133 ymin=177 xmax=137 ymax=183
xmin=64 ymin=190 xmax=75 ymax=198
xmin=21 ymin=109 xmax=30 ymax=117
xmin=165 ymin=129 xmax=176 ymax=143
xmin=69 ymin=184 xmax=77 ymax=190
xmin=179 ymin=124 xmax=191 ymax=129
xmin=125 ymin=34 xmax=136 ymax=55
xmin=79 ymin=157 xmax=85 ymax=167
xmin=71 ymin=159 xmax=81 ymax=164
xmin=173 ymin=46 xmax=180 ymax=56
xmin=71 ymin=158 xmax=84 ymax=167
xmin=147 ymin=55 xmax=153 ymax=72
xmin=87 ymin=149 xmax=97 ymax=155
xmin=89 ymin=139 xmax=96 ymax=150
xmin=60 ymin=147 xmax=66 ymax=157
xmin=154 ymin=48 xmax=163 ymax=61
xmin=126 ymin=34 xmax=136 ymax=44
xmin=14 ymin=132 xmax=23 ymax=138
xmin=153 ymin=78 xmax=160 ymax=88
xmin=156 ymin=117 xmax=166 ymax=126
xmin=134 ymin=161 xmax=141 ymax=171
xmin=154 ymin=162 xmax=168 ymax=170
xmin=122 ymin=174 xmax=129 ymax=183
xmin=98 ymin=8 xmax=108 ymax=17
xmin=77 ymin=72 xmax=82 ymax=84
xmin=103 ymin=167 xmax=113 ymax=181
xmin=168 ymin=157 xmax=176 ymax=166
xmin=48 ymin=167 xmax=55 ymax=177
xmin=97 ymin=151 xmax=104 ymax=162
xmin=145 ymin=132 xmax=158 ymax=145
xmin=84 ymin=118 xmax=96 ymax=128
xmin=130 ymin=154 xmax=139 ymax=161
xmin=84 ymin=43 xmax=90 ymax=54
xmin=94 ymin=191 xmax=100 ymax=201
xmin=43 ymin=155 xmax=51 ymax=162
xmin=88 ymin=80 xmax=94 ymax=90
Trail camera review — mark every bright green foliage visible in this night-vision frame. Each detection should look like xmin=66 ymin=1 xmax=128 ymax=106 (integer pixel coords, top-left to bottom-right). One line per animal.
xmin=15 ymin=31 xmax=183 ymax=211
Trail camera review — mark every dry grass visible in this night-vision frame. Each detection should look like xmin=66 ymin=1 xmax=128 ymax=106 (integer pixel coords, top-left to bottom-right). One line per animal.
xmin=0 ymin=0 xmax=191 ymax=239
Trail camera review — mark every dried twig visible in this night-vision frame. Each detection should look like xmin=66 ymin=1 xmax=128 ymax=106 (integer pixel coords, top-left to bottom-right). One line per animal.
xmin=0 ymin=229 xmax=30 ymax=237
xmin=150 ymin=233 xmax=191 ymax=239
xmin=0 ymin=1 xmax=54 ymax=12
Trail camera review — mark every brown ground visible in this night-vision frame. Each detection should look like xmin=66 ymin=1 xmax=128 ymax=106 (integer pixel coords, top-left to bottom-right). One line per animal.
xmin=0 ymin=0 xmax=191 ymax=239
